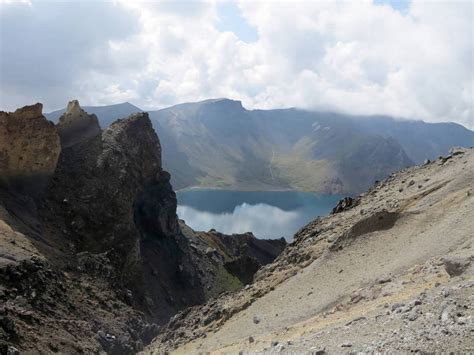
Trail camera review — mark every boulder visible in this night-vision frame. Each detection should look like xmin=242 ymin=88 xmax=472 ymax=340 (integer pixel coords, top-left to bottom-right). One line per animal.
xmin=449 ymin=147 xmax=467 ymax=156
xmin=442 ymin=256 xmax=472 ymax=277
xmin=331 ymin=197 xmax=355 ymax=214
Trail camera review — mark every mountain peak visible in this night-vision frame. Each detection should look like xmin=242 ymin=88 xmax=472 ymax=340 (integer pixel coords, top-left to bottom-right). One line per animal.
xmin=57 ymin=100 xmax=101 ymax=148
xmin=11 ymin=102 xmax=44 ymax=119
xmin=66 ymin=99 xmax=82 ymax=115
xmin=203 ymin=98 xmax=243 ymax=107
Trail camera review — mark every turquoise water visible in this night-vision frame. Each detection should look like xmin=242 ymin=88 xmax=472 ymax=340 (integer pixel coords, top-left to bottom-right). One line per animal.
xmin=176 ymin=189 xmax=343 ymax=241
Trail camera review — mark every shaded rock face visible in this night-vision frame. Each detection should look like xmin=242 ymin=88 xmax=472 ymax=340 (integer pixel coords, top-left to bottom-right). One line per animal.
xmin=0 ymin=104 xmax=60 ymax=194
xmin=134 ymin=170 xmax=178 ymax=238
xmin=205 ymin=231 xmax=287 ymax=285
xmin=0 ymin=101 xmax=287 ymax=351
xmin=56 ymin=99 xmax=101 ymax=148
xmin=47 ymin=111 xmax=173 ymax=280
xmin=45 ymin=106 xmax=197 ymax=321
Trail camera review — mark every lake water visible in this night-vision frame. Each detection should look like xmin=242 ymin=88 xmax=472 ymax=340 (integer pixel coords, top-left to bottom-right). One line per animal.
xmin=176 ymin=189 xmax=343 ymax=241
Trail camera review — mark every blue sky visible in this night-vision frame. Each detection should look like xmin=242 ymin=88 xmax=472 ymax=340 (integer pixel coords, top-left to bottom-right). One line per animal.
xmin=216 ymin=2 xmax=258 ymax=43
xmin=216 ymin=1 xmax=412 ymax=43
xmin=374 ymin=0 xmax=411 ymax=13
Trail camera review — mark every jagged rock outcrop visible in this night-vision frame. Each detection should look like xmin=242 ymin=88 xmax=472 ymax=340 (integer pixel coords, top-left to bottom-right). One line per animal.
xmin=56 ymin=99 xmax=101 ymax=148
xmin=0 ymin=104 xmax=60 ymax=194
xmin=45 ymin=110 xmax=177 ymax=301
xmin=0 ymin=101 xmax=286 ymax=353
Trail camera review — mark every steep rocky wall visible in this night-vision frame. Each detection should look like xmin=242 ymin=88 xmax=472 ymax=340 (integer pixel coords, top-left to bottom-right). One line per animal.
xmin=0 ymin=101 xmax=287 ymax=353
xmin=57 ymin=99 xmax=101 ymax=148
xmin=45 ymin=111 xmax=169 ymax=289
xmin=0 ymin=104 xmax=60 ymax=194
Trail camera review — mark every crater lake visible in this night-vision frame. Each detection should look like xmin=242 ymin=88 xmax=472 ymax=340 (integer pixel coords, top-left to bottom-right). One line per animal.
xmin=176 ymin=189 xmax=343 ymax=241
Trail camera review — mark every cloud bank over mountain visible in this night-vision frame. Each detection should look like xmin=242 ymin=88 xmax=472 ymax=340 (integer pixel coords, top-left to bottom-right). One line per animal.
xmin=0 ymin=0 xmax=472 ymax=128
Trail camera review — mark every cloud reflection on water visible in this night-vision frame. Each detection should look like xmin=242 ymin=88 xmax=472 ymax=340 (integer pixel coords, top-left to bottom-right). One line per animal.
xmin=177 ymin=203 xmax=307 ymax=241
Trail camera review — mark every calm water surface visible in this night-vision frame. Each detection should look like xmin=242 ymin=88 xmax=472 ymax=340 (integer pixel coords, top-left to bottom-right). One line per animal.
xmin=176 ymin=189 xmax=343 ymax=241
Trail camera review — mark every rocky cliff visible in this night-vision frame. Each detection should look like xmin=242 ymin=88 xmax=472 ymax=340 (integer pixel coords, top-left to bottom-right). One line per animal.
xmin=57 ymin=99 xmax=102 ymax=148
xmin=0 ymin=103 xmax=60 ymax=195
xmin=0 ymin=101 xmax=285 ymax=354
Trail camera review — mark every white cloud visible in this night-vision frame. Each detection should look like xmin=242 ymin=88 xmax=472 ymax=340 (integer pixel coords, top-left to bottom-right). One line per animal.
xmin=0 ymin=0 xmax=472 ymax=128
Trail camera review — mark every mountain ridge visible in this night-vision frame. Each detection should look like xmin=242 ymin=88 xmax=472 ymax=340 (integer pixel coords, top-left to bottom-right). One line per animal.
xmin=45 ymin=98 xmax=474 ymax=194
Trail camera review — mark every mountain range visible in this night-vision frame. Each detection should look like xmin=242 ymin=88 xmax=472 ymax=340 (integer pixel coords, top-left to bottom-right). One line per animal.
xmin=46 ymin=99 xmax=474 ymax=194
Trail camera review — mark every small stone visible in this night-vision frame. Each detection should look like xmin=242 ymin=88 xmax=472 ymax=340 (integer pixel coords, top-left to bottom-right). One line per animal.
xmin=391 ymin=302 xmax=405 ymax=312
xmin=7 ymin=346 xmax=20 ymax=355
xmin=376 ymin=276 xmax=392 ymax=284
xmin=441 ymin=288 xmax=451 ymax=297
xmin=340 ymin=342 xmax=352 ymax=348
xmin=346 ymin=316 xmax=367 ymax=326
xmin=275 ymin=344 xmax=285 ymax=352
xmin=253 ymin=316 xmax=261 ymax=324
xmin=249 ymin=336 xmax=255 ymax=343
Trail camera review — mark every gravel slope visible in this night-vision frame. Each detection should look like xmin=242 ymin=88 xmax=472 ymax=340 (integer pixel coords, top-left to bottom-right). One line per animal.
xmin=144 ymin=148 xmax=474 ymax=354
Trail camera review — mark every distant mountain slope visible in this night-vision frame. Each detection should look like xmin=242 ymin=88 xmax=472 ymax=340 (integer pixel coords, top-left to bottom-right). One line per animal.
xmin=148 ymin=99 xmax=473 ymax=193
xmin=46 ymin=99 xmax=474 ymax=194
xmin=45 ymin=102 xmax=142 ymax=128
xmin=356 ymin=115 xmax=474 ymax=163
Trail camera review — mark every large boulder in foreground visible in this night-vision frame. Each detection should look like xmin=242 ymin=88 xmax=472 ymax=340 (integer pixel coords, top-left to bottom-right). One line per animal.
xmin=0 ymin=103 xmax=60 ymax=194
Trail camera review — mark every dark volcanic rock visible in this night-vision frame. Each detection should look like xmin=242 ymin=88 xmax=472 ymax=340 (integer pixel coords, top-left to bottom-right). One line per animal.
xmin=134 ymin=170 xmax=178 ymax=238
xmin=46 ymin=109 xmax=176 ymax=301
xmin=205 ymin=231 xmax=286 ymax=285
xmin=332 ymin=197 xmax=356 ymax=214
xmin=57 ymin=100 xmax=101 ymax=148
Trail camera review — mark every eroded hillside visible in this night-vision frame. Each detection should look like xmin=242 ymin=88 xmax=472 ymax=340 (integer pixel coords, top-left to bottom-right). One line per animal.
xmin=144 ymin=147 xmax=474 ymax=354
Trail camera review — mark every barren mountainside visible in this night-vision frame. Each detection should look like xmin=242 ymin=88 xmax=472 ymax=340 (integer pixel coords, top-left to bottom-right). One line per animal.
xmin=46 ymin=99 xmax=474 ymax=194
xmin=144 ymin=147 xmax=474 ymax=354
xmin=0 ymin=102 xmax=285 ymax=354
xmin=1 ymin=100 xmax=472 ymax=354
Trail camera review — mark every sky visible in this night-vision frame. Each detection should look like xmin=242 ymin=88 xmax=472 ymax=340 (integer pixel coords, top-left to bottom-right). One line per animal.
xmin=0 ymin=0 xmax=472 ymax=129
